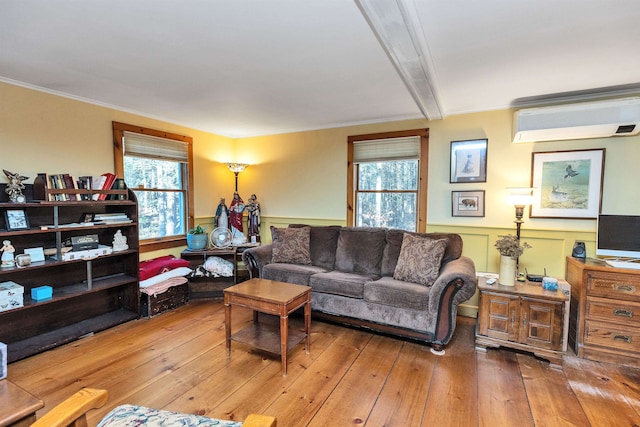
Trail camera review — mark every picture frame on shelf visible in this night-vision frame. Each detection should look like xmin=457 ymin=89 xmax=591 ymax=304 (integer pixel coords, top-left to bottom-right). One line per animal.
xmin=450 ymin=139 xmax=488 ymax=183
xmin=4 ymin=209 xmax=29 ymax=231
xmin=530 ymin=148 xmax=605 ymax=219
xmin=452 ymin=190 xmax=485 ymax=217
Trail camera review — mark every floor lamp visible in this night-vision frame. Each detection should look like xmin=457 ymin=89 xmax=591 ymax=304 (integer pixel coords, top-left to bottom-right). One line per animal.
xmin=225 ymin=163 xmax=249 ymax=192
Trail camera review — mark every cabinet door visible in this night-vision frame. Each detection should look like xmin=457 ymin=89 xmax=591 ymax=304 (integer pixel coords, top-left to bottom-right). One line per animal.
xmin=519 ymin=297 xmax=564 ymax=350
xmin=479 ymin=291 xmax=520 ymax=341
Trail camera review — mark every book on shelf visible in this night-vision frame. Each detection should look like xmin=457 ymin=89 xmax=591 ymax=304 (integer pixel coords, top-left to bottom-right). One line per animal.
xmin=76 ymin=176 xmax=93 ymax=200
xmin=109 ymin=178 xmax=127 ymax=200
xmin=91 ymin=175 xmax=107 ymax=200
xmin=83 ymin=212 xmax=132 ymax=224
xmin=62 ymin=174 xmax=83 ymax=201
xmin=99 ymin=173 xmax=116 ymax=200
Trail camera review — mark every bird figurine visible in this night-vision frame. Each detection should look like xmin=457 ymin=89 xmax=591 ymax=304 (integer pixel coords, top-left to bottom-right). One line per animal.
xmin=3 ymin=169 xmax=29 ymax=203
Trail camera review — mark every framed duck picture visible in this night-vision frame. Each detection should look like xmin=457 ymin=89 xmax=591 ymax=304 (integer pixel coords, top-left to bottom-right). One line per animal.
xmin=530 ymin=149 xmax=605 ymax=219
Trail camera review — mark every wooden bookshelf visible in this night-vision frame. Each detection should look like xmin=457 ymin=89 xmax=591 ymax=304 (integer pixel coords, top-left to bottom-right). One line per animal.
xmin=0 ymin=183 xmax=139 ymax=362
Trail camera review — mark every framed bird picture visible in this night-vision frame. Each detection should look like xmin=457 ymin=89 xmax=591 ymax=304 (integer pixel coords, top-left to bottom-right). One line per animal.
xmin=530 ymin=149 xmax=605 ymax=219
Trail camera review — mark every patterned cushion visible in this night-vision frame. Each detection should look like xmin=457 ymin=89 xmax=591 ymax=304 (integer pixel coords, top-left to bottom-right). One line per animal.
xmin=271 ymin=226 xmax=312 ymax=265
xmin=97 ymin=404 xmax=243 ymax=426
xmin=393 ymin=234 xmax=447 ymax=286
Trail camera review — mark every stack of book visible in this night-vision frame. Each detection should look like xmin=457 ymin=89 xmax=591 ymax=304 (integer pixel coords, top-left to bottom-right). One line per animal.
xmin=38 ymin=173 xmax=82 ymax=201
xmin=92 ymin=213 xmax=132 ymax=225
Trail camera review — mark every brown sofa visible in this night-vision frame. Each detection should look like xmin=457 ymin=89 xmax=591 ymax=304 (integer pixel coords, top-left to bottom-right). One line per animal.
xmin=242 ymin=225 xmax=476 ymax=353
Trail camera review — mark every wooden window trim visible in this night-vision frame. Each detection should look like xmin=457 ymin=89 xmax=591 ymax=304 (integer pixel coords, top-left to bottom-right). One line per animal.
xmin=347 ymin=128 xmax=429 ymax=232
xmin=112 ymin=121 xmax=194 ymax=253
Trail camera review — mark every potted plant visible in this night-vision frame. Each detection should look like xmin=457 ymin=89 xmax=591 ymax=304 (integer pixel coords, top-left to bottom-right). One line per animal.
xmin=495 ymin=234 xmax=531 ymax=286
xmin=186 ymin=224 xmax=208 ymax=250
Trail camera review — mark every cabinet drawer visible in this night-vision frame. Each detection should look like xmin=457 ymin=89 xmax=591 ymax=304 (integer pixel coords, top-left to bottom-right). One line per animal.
xmin=586 ymin=296 xmax=640 ymax=326
xmin=584 ymin=320 xmax=640 ymax=352
xmin=586 ymin=271 xmax=640 ymax=301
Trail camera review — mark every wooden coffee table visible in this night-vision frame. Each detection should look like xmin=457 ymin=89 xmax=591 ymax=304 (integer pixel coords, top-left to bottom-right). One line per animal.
xmin=0 ymin=380 xmax=44 ymax=427
xmin=224 ymin=278 xmax=311 ymax=375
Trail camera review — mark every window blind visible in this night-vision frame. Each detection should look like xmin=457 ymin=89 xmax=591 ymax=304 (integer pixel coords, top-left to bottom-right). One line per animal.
xmin=353 ymin=136 xmax=420 ymax=163
xmin=123 ymin=131 xmax=189 ymax=163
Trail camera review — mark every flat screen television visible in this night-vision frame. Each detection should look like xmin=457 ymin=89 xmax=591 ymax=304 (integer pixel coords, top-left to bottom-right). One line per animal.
xmin=596 ymin=214 xmax=640 ymax=259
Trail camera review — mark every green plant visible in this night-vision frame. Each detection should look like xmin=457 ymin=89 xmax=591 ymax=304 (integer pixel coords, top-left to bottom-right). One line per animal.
xmin=495 ymin=234 xmax=531 ymax=259
xmin=188 ymin=224 xmax=207 ymax=235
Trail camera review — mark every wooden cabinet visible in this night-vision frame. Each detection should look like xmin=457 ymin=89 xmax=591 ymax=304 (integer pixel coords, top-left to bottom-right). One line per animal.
xmin=475 ymin=276 xmax=567 ymax=368
xmin=566 ymin=256 xmax=640 ymax=367
xmin=0 ymin=184 xmax=139 ymax=363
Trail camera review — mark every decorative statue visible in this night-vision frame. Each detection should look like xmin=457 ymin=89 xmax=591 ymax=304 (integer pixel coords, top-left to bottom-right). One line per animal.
xmin=1 ymin=240 xmax=15 ymax=268
xmin=112 ymin=230 xmax=129 ymax=252
xmin=246 ymin=194 xmax=261 ymax=243
xmin=229 ymin=192 xmax=246 ymax=245
xmin=3 ymin=170 xmax=29 ymax=203
xmin=215 ymin=197 xmax=229 ymax=229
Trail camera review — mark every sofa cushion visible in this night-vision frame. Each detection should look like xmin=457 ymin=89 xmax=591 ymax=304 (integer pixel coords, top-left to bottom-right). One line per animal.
xmin=309 ymin=271 xmax=378 ymax=298
xmin=334 ymin=227 xmax=386 ymax=275
xmin=289 ymin=224 xmax=341 ymax=269
xmin=393 ymin=234 xmax=447 ymax=286
xmin=263 ymin=263 xmax=328 ymax=286
xmin=382 ymin=229 xmax=462 ymax=276
xmin=271 ymin=226 xmax=312 ymax=265
xmin=364 ymin=276 xmax=430 ymax=311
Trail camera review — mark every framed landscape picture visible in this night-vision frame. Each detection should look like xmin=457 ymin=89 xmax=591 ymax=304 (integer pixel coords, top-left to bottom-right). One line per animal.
xmin=530 ymin=149 xmax=605 ymax=219
xmin=450 ymin=139 xmax=488 ymax=183
xmin=452 ymin=190 xmax=485 ymax=217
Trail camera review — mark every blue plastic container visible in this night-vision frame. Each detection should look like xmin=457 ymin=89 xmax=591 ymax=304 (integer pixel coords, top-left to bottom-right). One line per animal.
xmin=31 ymin=286 xmax=53 ymax=301
xmin=542 ymin=277 xmax=558 ymax=291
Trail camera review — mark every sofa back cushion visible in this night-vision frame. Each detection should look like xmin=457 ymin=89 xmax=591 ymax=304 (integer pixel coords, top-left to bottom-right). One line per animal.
xmin=289 ymin=224 xmax=341 ymax=269
xmin=334 ymin=227 xmax=387 ymax=275
xmin=381 ymin=229 xmax=463 ymax=277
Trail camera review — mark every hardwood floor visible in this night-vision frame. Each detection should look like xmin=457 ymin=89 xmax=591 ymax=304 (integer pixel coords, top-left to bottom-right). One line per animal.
xmin=8 ymin=300 xmax=640 ymax=426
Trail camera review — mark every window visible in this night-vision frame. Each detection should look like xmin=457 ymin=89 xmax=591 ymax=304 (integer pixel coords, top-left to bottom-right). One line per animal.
xmin=113 ymin=122 xmax=194 ymax=252
xmin=347 ymin=129 xmax=428 ymax=232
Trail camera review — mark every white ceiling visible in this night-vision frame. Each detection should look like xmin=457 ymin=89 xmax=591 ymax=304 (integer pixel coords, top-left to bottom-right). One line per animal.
xmin=2 ymin=0 xmax=640 ymax=138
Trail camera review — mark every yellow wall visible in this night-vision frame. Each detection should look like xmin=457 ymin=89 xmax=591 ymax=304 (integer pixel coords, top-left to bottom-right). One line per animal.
xmin=3 ymin=81 xmax=640 ymax=315
xmin=0 ymin=81 xmax=236 ymax=219
xmin=238 ymin=108 xmax=640 ymax=228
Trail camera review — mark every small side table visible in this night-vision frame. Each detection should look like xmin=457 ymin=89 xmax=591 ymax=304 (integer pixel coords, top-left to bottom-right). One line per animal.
xmin=0 ymin=380 xmax=44 ymax=427
xmin=224 ymin=278 xmax=311 ymax=375
xmin=475 ymin=276 xmax=568 ymax=368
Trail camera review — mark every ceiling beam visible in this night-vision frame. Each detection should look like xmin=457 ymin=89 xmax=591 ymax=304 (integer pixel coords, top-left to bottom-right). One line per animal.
xmin=355 ymin=0 xmax=443 ymax=120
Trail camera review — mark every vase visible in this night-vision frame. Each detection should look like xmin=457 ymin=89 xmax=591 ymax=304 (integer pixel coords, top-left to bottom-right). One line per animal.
xmin=499 ymin=255 xmax=517 ymax=286
xmin=186 ymin=233 xmax=207 ymax=250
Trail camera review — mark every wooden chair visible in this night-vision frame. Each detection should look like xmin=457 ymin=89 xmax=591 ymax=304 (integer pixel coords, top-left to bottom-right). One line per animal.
xmin=31 ymin=388 xmax=276 ymax=427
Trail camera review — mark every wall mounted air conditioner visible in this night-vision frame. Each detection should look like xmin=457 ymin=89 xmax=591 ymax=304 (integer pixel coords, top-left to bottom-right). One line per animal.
xmin=513 ymin=97 xmax=640 ymax=143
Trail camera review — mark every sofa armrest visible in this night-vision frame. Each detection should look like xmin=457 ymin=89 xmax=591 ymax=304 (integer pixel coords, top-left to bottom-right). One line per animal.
xmin=242 ymin=244 xmax=273 ymax=278
xmin=431 ymin=256 xmax=477 ymax=302
xmin=427 ymin=256 xmax=477 ymax=345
